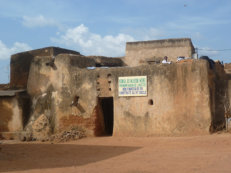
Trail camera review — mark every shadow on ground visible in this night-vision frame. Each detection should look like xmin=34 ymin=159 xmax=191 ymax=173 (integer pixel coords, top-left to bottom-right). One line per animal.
xmin=0 ymin=143 xmax=141 ymax=172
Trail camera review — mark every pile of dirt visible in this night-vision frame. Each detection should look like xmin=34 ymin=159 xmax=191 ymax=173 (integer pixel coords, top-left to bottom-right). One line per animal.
xmin=49 ymin=127 xmax=86 ymax=142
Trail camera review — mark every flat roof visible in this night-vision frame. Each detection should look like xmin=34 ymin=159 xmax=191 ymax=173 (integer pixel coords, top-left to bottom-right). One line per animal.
xmin=0 ymin=89 xmax=26 ymax=97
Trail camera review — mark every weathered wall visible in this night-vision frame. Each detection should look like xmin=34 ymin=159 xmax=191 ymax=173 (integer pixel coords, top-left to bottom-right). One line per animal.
xmin=208 ymin=63 xmax=228 ymax=131
xmin=87 ymin=56 xmax=125 ymax=67
xmin=61 ymin=59 xmax=224 ymax=136
xmin=26 ymin=54 xmax=104 ymax=140
xmin=0 ymin=97 xmax=23 ymax=133
xmin=224 ymin=63 xmax=231 ymax=118
xmin=124 ymin=38 xmax=195 ymax=67
xmin=24 ymin=51 xmax=226 ymax=139
xmin=107 ymin=60 xmax=213 ymax=136
xmin=10 ymin=47 xmax=80 ymax=89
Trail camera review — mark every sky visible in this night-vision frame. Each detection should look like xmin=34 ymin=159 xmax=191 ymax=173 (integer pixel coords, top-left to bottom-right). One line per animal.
xmin=0 ymin=0 xmax=231 ymax=83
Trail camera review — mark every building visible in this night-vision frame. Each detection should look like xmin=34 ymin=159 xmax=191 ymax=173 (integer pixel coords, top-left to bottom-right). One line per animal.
xmin=0 ymin=38 xmax=229 ymax=140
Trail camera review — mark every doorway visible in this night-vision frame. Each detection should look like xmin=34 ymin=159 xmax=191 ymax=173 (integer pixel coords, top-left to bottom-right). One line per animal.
xmin=100 ymin=97 xmax=114 ymax=135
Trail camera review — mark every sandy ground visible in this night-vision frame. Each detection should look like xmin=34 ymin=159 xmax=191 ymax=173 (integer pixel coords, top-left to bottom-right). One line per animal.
xmin=1 ymin=134 xmax=231 ymax=173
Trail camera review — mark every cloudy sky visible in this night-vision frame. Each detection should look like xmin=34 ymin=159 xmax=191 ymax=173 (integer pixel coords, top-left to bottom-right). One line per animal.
xmin=0 ymin=0 xmax=231 ymax=83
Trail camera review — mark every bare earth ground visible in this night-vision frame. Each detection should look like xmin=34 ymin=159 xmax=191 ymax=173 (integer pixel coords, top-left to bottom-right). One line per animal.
xmin=1 ymin=134 xmax=231 ymax=173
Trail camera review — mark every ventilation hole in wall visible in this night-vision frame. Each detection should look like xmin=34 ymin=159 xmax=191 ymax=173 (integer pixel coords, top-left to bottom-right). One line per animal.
xmin=107 ymin=74 xmax=112 ymax=77
xmin=97 ymin=82 xmax=100 ymax=85
xmin=97 ymin=74 xmax=100 ymax=78
xmin=148 ymin=99 xmax=154 ymax=105
xmin=108 ymin=81 xmax=111 ymax=84
xmin=109 ymin=88 xmax=112 ymax=91
xmin=70 ymin=96 xmax=79 ymax=107
xmin=97 ymin=88 xmax=100 ymax=91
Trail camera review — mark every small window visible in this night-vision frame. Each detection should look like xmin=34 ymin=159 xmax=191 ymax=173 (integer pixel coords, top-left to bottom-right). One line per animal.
xmin=148 ymin=99 xmax=154 ymax=105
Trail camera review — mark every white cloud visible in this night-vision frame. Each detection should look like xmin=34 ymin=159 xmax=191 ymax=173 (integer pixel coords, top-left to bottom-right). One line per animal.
xmin=52 ymin=24 xmax=135 ymax=56
xmin=122 ymin=27 xmax=165 ymax=41
xmin=22 ymin=15 xmax=60 ymax=28
xmin=0 ymin=40 xmax=31 ymax=59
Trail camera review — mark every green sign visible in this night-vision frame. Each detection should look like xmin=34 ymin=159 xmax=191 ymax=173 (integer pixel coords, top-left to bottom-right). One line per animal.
xmin=118 ymin=76 xmax=147 ymax=96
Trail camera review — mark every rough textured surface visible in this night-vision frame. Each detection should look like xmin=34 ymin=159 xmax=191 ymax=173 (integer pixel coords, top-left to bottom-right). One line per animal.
xmin=112 ymin=60 xmax=213 ymax=136
xmin=0 ymin=97 xmax=22 ymax=133
xmin=87 ymin=56 xmax=125 ymax=67
xmin=125 ymin=38 xmax=195 ymax=66
xmin=24 ymin=53 xmax=227 ymax=138
xmin=1 ymin=45 xmax=229 ymax=140
xmin=10 ymin=47 xmax=80 ymax=89
xmin=31 ymin=114 xmax=51 ymax=141
xmin=49 ymin=126 xmax=86 ymax=142
xmin=0 ymin=91 xmax=31 ymax=139
xmin=224 ymin=63 xmax=231 ymax=118
xmin=26 ymin=54 xmax=105 ymax=139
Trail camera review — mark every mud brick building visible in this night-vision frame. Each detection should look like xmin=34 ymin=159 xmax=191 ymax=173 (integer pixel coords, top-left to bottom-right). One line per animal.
xmin=0 ymin=38 xmax=229 ymax=140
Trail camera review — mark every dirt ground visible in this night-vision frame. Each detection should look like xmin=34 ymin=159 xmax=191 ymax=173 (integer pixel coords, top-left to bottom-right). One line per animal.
xmin=1 ymin=133 xmax=231 ymax=173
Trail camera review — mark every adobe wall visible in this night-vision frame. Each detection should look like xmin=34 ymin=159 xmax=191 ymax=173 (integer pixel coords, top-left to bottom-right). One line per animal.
xmin=124 ymin=38 xmax=195 ymax=67
xmin=10 ymin=47 xmax=80 ymax=89
xmin=0 ymin=97 xmax=23 ymax=139
xmin=23 ymin=53 xmax=227 ymax=139
xmin=25 ymin=54 xmax=104 ymax=140
xmin=0 ymin=91 xmax=31 ymax=139
xmin=110 ymin=61 xmax=212 ymax=136
xmin=224 ymin=63 xmax=231 ymax=118
xmin=83 ymin=60 xmax=225 ymax=136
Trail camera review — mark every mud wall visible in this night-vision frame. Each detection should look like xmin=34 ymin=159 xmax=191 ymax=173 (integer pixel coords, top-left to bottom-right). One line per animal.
xmin=25 ymin=53 xmax=226 ymax=138
xmin=108 ymin=60 xmax=213 ymax=136
xmin=26 ymin=54 xmax=103 ymax=140
xmin=208 ymin=63 xmax=228 ymax=131
xmin=10 ymin=47 xmax=80 ymax=89
xmin=0 ymin=97 xmax=23 ymax=133
xmin=224 ymin=63 xmax=231 ymax=118
xmin=125 ymin=38 xmax=195 ymax=67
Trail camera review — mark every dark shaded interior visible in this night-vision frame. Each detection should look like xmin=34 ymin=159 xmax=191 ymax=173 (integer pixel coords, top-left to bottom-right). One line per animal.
xmin=100 ymin=97 xmax=114 ymax=135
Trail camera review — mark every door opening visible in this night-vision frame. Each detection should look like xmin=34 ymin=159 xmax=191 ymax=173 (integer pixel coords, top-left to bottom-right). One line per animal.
xmin=100 ymin=97 xmax=114 ymax=135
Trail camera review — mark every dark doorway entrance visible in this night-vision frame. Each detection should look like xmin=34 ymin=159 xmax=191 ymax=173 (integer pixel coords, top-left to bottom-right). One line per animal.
xmin=100 ymin=97 xmax=114 ymax=135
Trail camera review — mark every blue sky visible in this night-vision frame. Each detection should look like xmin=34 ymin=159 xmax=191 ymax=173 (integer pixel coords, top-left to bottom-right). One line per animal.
xmin=0 ymin=0 xmax=231 ymax=83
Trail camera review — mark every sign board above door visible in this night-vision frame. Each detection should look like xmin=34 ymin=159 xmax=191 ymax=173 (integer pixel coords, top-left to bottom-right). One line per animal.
xmin=118 ymin=76 xmax=147 ymax=96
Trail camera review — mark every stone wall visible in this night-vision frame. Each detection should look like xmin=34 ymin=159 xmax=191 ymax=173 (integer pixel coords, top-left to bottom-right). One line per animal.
xmin=124 ymin=38 xmax=195 ymax=67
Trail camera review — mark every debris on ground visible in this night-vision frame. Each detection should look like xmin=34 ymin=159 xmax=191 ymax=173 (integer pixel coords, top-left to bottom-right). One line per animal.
xmin=49 ymin=127 xmax=86 ymax=142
